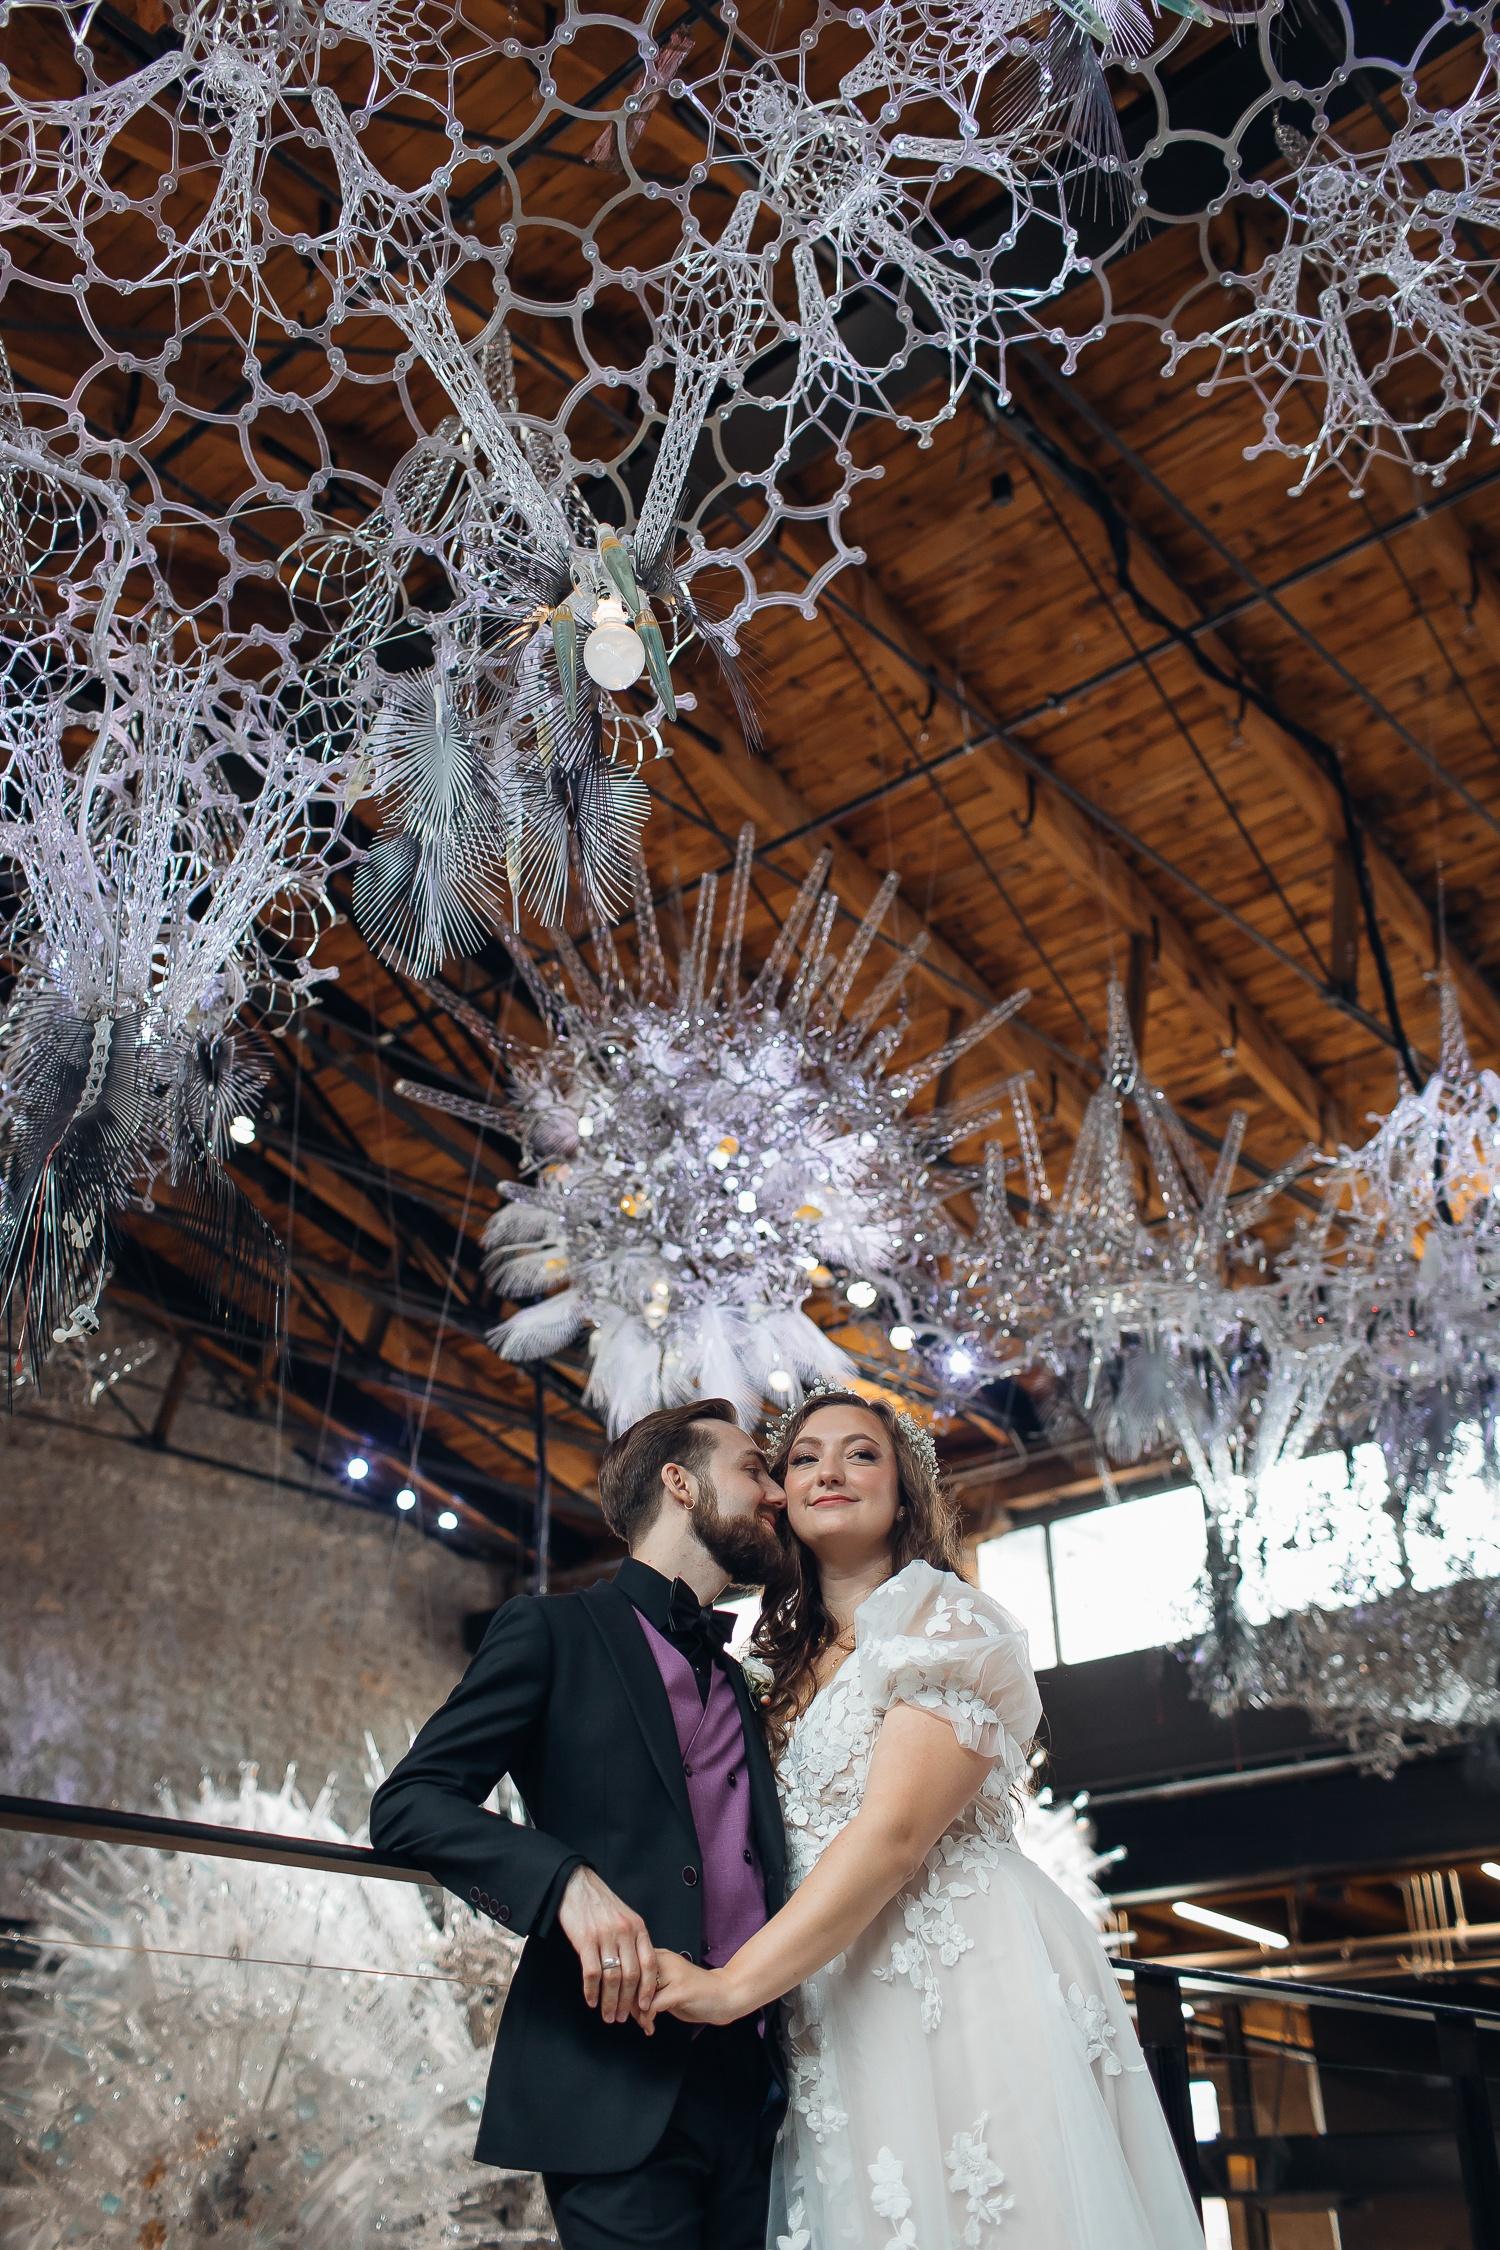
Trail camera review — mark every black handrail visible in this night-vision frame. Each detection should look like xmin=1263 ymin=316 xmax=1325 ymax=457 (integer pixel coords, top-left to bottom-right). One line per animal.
xmin=0 ymin=1792 xmax=426 ymax=1884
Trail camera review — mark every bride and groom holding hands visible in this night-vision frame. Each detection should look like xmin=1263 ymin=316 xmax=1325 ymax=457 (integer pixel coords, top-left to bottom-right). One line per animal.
xmin=370 ymin=1389 xmax=1204 ymax=2249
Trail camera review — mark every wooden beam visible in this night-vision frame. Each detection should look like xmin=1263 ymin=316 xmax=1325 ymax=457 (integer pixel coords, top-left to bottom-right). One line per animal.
xmin=775 ymin=525 xmax=1339 ymax=1144
xmin=147 ymin=1341 xmax=195 ymax=1449
xmin=1330 ymin=843 xmax=1361 ymax=1003
xmin=1386 ymin=466 xmax=1500 ymax=677
xmin=1008 ymin=368 xmax=1500 ymax=1068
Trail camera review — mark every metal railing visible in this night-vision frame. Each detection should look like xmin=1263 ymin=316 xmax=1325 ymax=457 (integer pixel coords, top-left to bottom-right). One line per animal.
xmin=6 ymin=1795 xmax=1500 ymax=2245
xmin=1130 ymin=1959 xmax=1500 ymax=2249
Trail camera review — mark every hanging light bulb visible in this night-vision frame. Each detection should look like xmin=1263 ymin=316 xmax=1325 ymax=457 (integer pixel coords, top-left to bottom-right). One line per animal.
xmin=845 ymin=1279 xmax=878 ymax=1310
xmin=889 ymin=1323 xmax=915 ymax=1351
xmin=582 ymin=593 xmax=646 ymax=691
xmin=947 ymin=1345 xmax=976 ymax=1378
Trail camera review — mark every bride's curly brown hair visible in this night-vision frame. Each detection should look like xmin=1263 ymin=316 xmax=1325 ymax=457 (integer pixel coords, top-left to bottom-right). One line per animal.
xmin=749 ymin=1389 xmax=968 ymax=1754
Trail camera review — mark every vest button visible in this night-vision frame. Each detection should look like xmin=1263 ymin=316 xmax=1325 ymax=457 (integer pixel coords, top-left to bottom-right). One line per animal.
xmin=683 ymin=1866 xmax=699 ymax=1887
xmin=727 ymin=1771 xmax=739 ymax=1787
xmin=743 ymin=1848 xmax=754 ymax=1865
xmin=684 ymin=1764 xmax=693 ymax=1777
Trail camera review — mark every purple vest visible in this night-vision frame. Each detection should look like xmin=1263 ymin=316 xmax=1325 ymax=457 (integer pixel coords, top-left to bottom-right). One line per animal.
xmin=634 ymin=1612 xmax=769 ymax=1969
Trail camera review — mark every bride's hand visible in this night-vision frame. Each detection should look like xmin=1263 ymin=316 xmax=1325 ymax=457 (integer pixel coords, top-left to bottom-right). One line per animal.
xmin=646 ymin=1951 xmax=743 ymax=2029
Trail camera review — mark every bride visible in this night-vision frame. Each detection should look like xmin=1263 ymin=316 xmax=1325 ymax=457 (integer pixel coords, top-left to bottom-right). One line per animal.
xmin=647 ymin=1388 xmax=1205 ymax=2250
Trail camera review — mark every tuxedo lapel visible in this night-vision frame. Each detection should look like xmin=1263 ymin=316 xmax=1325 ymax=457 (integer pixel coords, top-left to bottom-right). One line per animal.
xmin=725 ymin=1656 xmax=787 ymax=1913
xmin=583 ymin=1580 xmax=694 ymax=1832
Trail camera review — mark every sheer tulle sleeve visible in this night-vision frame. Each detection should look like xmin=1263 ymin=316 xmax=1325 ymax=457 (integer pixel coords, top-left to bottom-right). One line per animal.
xmin=855 ymin=1559 xmax=1043 ymax=1760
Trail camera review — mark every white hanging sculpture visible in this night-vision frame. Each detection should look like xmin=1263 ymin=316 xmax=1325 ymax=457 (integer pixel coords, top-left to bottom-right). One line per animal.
xmin=396 ymin=825 xmax=1029 ymax=1431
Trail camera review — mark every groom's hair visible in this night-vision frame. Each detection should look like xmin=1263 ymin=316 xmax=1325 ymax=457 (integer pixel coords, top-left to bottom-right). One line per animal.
xmin=598 ymin=1399 xmax=739 ymax=1547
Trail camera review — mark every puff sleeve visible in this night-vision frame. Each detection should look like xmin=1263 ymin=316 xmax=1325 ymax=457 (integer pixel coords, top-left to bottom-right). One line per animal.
xmin=855 ymin=1559 xmax=1043 ymax=1762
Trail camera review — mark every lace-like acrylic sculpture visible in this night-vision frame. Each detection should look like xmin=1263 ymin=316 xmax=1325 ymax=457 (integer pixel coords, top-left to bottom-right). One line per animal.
xmin=1170 ymin=31 xmax=1500 ymax=492
xmin=396 ymin=825 xmax=1028 ymax=1430
xmin=0 ymin=0 xmax=1253 ymax=940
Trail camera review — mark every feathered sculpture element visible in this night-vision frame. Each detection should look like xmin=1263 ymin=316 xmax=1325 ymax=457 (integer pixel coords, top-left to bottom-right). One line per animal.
xmin=396 ymin=826 xmax=1030 ymax=1430
xmin=351 ymin=663 xmax=509 ymax=976
xmin=0 ymin=628 xmax=352 ymax=1376
xmin=297 ymin=116 xmax=772 ymax=955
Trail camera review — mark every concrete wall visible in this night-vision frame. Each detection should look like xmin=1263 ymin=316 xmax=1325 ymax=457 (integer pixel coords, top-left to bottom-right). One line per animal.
xmin=0 ymin=1320 xmax=508 ymax=1898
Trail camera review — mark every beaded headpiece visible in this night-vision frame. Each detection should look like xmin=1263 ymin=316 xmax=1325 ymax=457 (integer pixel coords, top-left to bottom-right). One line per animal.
xmin=762 ymin=1380 xmax=942 ymax=1486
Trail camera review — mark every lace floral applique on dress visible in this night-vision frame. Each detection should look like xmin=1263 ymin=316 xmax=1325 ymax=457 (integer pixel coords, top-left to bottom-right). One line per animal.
xmin=946 ymin=2112 xmax=1016 ymax=2243
xmin=1059 ymin=1976 xmax=1147 ymax=2078
xmin=868 ymin=2147 xmax=918 ymax=2248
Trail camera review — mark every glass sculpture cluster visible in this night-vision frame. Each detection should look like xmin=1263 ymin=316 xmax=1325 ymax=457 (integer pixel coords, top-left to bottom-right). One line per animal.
xmin=0 ymin=1765 xmax=526 ymax=2248
xmin=882 ymin=975 xmax=1500 ymax=1766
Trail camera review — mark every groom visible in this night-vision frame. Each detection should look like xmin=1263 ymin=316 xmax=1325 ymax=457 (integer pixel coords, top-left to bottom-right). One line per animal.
xmin=368 ymin=1399 xmax=788 ymax=2250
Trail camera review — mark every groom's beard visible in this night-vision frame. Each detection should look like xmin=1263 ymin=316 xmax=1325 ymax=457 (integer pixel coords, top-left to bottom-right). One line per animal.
xmin=692 ymin=1473 xmax=782 ymax=1587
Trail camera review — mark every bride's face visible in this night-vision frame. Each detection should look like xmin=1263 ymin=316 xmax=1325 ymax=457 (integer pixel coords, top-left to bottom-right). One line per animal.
xmin=780 ymin=1404 xmax=901 ymax=1567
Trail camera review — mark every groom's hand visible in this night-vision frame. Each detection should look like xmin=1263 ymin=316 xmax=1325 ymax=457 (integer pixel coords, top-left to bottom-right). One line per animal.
xmin=557 ymin=1865 xmax=659 ymax=2026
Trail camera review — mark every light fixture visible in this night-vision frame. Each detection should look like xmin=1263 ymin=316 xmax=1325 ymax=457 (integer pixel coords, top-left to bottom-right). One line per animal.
xmin=436 ymin=1508 xmax=459 ymax=1531
xmin=845 ymin=1279 xmax=878 ymax=1310
xmin=346 ymin=1455 xmax=370 ymax=1482
xmin=889 ymin=1323 xmax=914 ymax=1351
xmin=582 ymin=593 xmax=646 ymax=691
xmin=736 ymin=1189 xmax=757 ymax=1212
xmin=228 ymin=1114 xmax=256 ymax=1145
xmin=395 ymin=1487 xmax=417 ymax=1511
xmin=1171 ymin=1901 xmax=1289 ymax=1950
xmin=1481 ymin=1861 xmax=1500 ymax=1881
xmin=767 ymin=1368 xmax=794 ymax=1395
xmin=947 ymin=1345 xmax=975 ymax=1378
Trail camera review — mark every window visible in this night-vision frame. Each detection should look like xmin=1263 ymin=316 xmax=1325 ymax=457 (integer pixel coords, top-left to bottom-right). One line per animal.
xmin=1047 ymin=1484 xmax=1209 ymax=1663
xmin=977 ymin=1523 xmax=1057 ymax=1669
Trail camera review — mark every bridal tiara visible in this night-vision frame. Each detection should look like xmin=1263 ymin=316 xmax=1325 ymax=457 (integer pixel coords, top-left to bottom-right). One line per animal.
xmin=762 ymin=1381 xmax=943 ymax=1487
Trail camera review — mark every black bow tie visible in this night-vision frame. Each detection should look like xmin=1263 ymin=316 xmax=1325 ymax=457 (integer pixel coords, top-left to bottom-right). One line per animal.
xmin=666 ymin=1579 xmax=736 ymax=1668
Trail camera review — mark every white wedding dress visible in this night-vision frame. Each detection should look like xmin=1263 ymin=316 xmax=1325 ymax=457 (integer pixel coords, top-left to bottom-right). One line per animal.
xmin=767 ymin=1561 xmax=1204 ymax=2250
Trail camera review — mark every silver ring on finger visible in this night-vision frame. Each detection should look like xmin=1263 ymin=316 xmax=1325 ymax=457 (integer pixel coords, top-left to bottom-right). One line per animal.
xmin=601 ymin=1954 xmax=622 ymax=1970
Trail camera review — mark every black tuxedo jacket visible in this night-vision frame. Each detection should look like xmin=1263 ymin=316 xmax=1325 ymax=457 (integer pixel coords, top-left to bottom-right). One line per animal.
xmin=368 ymin=1576 xmax=787 ymax=2175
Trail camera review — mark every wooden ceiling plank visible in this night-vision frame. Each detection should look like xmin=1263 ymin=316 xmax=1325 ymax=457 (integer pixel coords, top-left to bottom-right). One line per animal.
xmin=772 ymin=522 xmax=1339 ymax=1144
xmin=1007 ymin=367 xmax=1500 ymax=1067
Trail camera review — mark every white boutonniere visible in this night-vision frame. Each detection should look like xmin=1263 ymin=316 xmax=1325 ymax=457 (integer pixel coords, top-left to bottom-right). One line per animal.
xmin=739 ymin=1652 xmax=773 ymax=1701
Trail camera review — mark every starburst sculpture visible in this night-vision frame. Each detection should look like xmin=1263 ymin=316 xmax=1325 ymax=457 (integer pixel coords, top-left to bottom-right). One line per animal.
xmin=397 ymin=827 xmax=1029 ymax=1430
xmin=0 ymin=1763 xmax=537 ymax=2248
xmin=1173 ymin=80 xmax=1500 ymax=494
xmin=893 ymin=983 xmax=1308 ymax=1466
